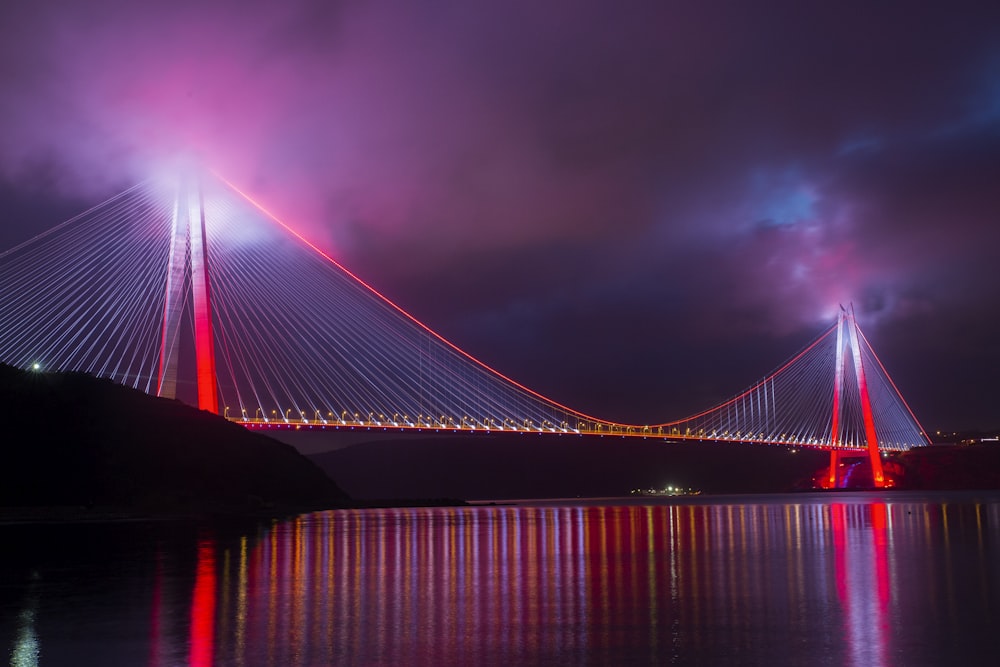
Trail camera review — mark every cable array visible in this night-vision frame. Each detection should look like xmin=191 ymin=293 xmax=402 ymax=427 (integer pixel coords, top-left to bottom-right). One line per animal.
xmin=200 ymin=178 xmax=591 ymax=432
xmin=657 ymin=317 xmax=929 ymax=450
xmin=0 ymin=181 xmax=174 ymax=393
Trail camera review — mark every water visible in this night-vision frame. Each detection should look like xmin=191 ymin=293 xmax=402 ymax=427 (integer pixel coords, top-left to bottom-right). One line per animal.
xmin=2 ymin=492 xmax=999 ymax=666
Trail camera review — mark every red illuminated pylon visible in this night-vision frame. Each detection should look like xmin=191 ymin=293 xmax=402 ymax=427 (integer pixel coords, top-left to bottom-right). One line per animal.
xmin=828 ymin=306 xmax=884 ymax=488
xmin=156 ymin=174 xmax=219 ymax=414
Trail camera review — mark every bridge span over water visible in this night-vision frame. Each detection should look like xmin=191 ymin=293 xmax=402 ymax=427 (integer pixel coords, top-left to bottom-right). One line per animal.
xmin=0 ymin=171 xmax=930 ymax=487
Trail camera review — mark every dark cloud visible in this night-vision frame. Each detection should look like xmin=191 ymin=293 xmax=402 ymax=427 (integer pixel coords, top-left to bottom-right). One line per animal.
xmin=1 ymin=0 xmax=999 ymax=429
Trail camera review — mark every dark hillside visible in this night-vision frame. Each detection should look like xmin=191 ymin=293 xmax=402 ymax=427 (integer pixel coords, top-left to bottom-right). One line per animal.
xmin=0 ymin=364 xmax=348 ymax=511
xmin=895 ymin=443 xmax=1000 ymax=489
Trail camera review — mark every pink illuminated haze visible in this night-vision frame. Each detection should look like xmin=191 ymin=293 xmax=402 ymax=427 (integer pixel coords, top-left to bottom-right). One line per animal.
xmin=2 ymin=0 xmax=999 ymax=426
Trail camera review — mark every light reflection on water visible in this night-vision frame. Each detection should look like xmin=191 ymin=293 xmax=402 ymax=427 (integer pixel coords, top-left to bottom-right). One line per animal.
xmin=2 ymin=494 xmax=999 ymax=666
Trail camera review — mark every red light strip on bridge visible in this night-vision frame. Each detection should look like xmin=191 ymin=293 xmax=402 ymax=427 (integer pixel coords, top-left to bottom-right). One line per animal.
xmin=212 ymin=172 xmax=618 ymax=427
xmin=855 ymin=327 xmax=932 ymax=446
xmin=664 ymin=324 xmax=838 ymax=425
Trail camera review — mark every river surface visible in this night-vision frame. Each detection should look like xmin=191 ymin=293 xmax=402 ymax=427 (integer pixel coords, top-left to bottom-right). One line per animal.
xmin=2 ymin=492 xmax=999 ymax=666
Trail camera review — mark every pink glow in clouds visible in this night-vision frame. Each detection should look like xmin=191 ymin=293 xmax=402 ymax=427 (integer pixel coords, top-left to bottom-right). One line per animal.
xmin=2 ymin=0 xmax=1000 ymax=425
xmin=1 ymin=1 xmax=631 ymax=261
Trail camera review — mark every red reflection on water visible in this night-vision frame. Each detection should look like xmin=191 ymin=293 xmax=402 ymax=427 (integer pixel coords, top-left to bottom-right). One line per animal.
xmin=830 ymin=502 xmax=891 ymax=667
xmin=871 ymin=503 xmax=890 ymax=611
xmin=832 ymin=503 xmax=849 ymax=605
xmin=189 ymin=540 xmax=216 ymax=667
xmin=870 ymin=503 xmax=890 ymax=665
xmin=179 ymin=503 xmax=922 ymax=665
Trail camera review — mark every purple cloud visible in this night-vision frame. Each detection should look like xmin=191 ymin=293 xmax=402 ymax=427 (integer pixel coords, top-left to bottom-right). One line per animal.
xmin=1 ymin=0 xmax=999 ymax=428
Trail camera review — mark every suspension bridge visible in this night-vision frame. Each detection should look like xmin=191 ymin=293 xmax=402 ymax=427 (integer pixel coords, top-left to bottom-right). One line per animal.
xmin=0 ymin=170 xmax=930 ymax=488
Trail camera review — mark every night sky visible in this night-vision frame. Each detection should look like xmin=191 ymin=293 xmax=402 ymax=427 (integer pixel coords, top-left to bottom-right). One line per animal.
xmin=1 ymin=1 xmax=998 ymax=432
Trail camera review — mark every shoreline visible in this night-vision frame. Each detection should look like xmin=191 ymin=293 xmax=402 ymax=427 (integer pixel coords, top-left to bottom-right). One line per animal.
xmin=7 ymin=487 xmax=1000 ymax=525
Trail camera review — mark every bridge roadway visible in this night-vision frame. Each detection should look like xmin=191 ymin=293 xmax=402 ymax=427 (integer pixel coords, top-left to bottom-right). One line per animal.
xmin=226 ymin=416 xmax=873 ymax=452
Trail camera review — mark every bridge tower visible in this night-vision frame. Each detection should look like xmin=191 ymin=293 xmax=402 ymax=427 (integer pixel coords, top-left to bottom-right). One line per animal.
xmin=828 ymin=306 xmax=885 ymax=488
xmin=156 ymin=175 xmax=219 ymax=414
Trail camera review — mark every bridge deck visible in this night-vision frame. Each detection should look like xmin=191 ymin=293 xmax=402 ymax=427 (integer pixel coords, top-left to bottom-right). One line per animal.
xmin=231 ymin=417 xmax=883 ymax=451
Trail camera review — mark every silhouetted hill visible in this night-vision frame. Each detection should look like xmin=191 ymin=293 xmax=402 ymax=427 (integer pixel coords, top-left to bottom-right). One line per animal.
xmin=0 ymin=364 xmax=348 ymax=512
xmin=895 ymin=443 xmax=1000 ymax=489
xmin=309 ymin=433 xmax=830 ymax=499
xmin=815 ymin=443 xmax=1000 ymax=490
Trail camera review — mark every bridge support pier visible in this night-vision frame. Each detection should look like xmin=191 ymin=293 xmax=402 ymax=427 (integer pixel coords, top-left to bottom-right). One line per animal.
xmin=828 ymin=450 xmax=841 ymax=489
xmin=844 ymin=309 xmax=884 ymax=488
xmin=156 ymin=173 xmax=219 ymax=414
xmin=829 ymin=307 xmax=885 ymax=489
